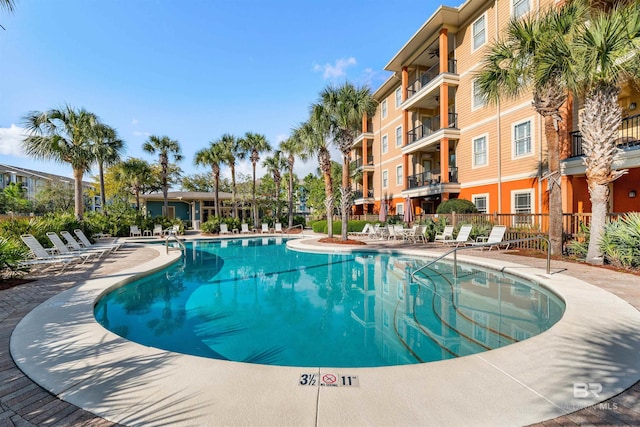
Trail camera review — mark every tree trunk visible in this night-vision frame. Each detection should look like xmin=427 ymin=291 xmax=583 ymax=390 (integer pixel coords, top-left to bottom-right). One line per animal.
xmin=319 ymin=150 xmax=334 ymax=238
xmin=288 ymin=158 xmax=294 ymax=228
xmin=135 ymin=190 xmax=141 ymax=211
xmin=586 ymin=183 xmax=609 ymax=265
xmin=231 ymin=164 xmax=238 ymax=219
xmin=341 ymin=155 xmax=350 ymax=241
xmin=99 ymin=162 xmax=107 ymax=215
xmin=214 ymin=174 xmax=220 ymax=217
xmin=252 ymin=162 xmax=258 ymax=227
xmin=73 ymin=168 xmax=84 ymax=221
xmin=544 ymin=115 xmax=563 ymax=256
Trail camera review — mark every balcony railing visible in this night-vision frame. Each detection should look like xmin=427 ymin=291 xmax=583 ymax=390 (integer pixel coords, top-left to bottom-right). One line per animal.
xmin=406 ymin=113 xmax=458 ymax=145
xmin=569 ymin=114 xmax=640 ymax=157
xmin=407 ymin=167 xmax=458 ymax=189
xmin=353 ymin=189 xmax=374 ymax=199
xmin=406 ymin=59 xmax=457 ymax=98
xmin=350 ymin=155 xmax=374 ymax=169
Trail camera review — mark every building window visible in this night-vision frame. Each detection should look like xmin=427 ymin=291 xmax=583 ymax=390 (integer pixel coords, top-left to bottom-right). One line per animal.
xmin=513 ymin=120 xmax=532 ymax=157
xmin=382 ymin=134 xmax=388 ymax=153
xmin=473 ymin=135 xmax=487 ymax=167
xmin=381 ymin=99 xmax=388 ymax=118
xmin=513 ymin=0 xmax=529 ymax=18
xmin=472 ymin=14 xmax=486 ymax=51
xmin=472 ymin=195 xmax=488 ymax=214
xmin=395 ymin=87 xmax=402 ymax=108
xmin=396 ymin=165 xmax=403 ymax=186
xmin=382 ymin=170 xmax=388 ymax=188
xmin=396 ymin=203 xmax=404 ymax=216
xmin=472 ymin=79 xmax=486 ymax=109
xmin=395 ymin=126 xmax=403 ymax=147
xmin=512 ymin=190 xmax=533 ymax=225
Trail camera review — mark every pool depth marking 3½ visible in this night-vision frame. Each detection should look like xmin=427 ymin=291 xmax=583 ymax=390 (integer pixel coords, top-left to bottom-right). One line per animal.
xmin=299 ymin=373 xmax=359 ymax=387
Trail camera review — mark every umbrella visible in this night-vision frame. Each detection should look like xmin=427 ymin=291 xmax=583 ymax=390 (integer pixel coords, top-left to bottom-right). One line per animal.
xmin=379 ymin=200 xmax=387 ymax=223
xmin=404 ymin=196 xmax=414 ymax=224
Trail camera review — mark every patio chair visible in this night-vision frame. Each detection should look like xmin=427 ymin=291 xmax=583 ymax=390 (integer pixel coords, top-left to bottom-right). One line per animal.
xmin=74 ymin=229 xmax=123 ymax=252
xmin=434 ymin=225 xmax=454 ymax=244
xmin=153 ymin=224 xmax=163 ymax=236
xmin=274 ymin=223 xmax=283 ymax=234
xmin=20 ymin=234 xmax=87 ymax=266
xmin=164 ymin=225 xmax=179 ymax=236
xmin=470 ymin=225 xmax=509 ymax=251
xmin=130 ymin=225 xmax=142 ymax=237
xmin=60 ymin=231 xmax=112 ymax=257
xmin=349 ymin=223 xmax=371 ymax=237
xmin=46 ymin=232 xmax=101 ymax=262
xmin=261 ymin=223 xmax=270 ymax=233
xmin=447 ymin=224 xmax=473 ymax=247
xmin=240 ymin=224 xmax=251 ymax=234
xmin=219 ymin=223 xmax=231 ymax=235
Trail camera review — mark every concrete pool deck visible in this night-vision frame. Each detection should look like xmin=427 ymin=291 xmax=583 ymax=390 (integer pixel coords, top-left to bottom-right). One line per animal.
xmin=3 ymin=235 xmax=640 ymax=426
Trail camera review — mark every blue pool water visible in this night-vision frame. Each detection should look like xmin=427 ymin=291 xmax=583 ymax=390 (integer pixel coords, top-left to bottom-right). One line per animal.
xmin=94 ymin=238 xmax=565 ymax=367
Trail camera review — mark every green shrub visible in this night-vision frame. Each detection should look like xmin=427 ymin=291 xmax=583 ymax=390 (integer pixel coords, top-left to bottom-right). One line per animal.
xmin=0 ymin=237 xmax=30 ymax=276
xmin=600 ymin=213 xmax=640 ymax=268
xmin=436 ymin=199 xmax=478 ymax=214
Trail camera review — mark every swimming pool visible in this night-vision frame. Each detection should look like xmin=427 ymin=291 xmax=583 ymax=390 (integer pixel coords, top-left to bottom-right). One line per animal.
xmin=94 ymin=237 xmax=564 ymax=367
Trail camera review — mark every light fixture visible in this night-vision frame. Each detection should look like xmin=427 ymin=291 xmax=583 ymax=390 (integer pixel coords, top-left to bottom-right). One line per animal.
xmin=629 ymin=190 xmax=637 ymax=198
xmin=630 ymin=102 xmax=637 ymax=110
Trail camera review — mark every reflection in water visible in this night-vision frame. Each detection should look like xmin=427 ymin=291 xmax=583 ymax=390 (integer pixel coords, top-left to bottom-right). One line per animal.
xmin=95 ymin=238 xmax=565 ymax=367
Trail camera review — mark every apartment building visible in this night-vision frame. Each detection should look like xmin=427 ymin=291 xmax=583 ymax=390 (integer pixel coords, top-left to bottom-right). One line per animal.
xmin=351 ymin=0 xmax=640 ymax=219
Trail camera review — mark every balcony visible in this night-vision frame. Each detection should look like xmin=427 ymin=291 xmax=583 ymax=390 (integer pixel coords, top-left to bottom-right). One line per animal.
xmin=407 ymin=60 xmax=457 ymax=98
xmin=353 ymin=189 xmax=374 ymax=204
xmin=405 ymin=167 xmax=460 ymax=197
xmin=350 ymin=155 xmax=374 ymax=170
xmin=402 ymin=60 xmax=459 ymax=110
xmin=353 ymin=123 xmax=374 ymax=147
xmin=568 ymin=114 xmax=640 ymax=157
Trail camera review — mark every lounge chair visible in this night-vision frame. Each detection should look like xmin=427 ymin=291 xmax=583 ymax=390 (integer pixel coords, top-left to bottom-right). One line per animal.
xmin=164 ymin=225 xmax=179 ymax=236
xmin=60 ymin=231 xmax=112 ymax=257
xmin=470 ymin=225 xmax=509 ymax=251
xmin=349 ymin=223 xmax=371 ymax=237
xmin=434 ymin=225 xmax=454 ymax=244
xmin=274 ymin=223 xmax=283 ymax=233
xmin=130 ymin=225 xmax=142 ymax=237
xmin=46 ymin=232 xmax=101 ymax=261
xmin=261 ymin=223 xmax=270 ymax=233
xmin=241 ymin=224 xmax=251 ymax=234
xmin=153 ymin=224 xmax=163 ymax=236
xmin=447 ymin=224 xmax=473 ymax=247
xmin=74 ymin=229 xmax=123 ymax=252
xmin=220 ymin=224 xmax=231 ymax=235
xmin=20 ymin=234 xmax=87 ymax=267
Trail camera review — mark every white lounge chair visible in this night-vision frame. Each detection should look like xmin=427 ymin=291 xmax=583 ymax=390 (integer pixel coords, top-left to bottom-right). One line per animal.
xmin=153 ymin=224 xmax=163 ymax=236
xmin=241 ymin=224 xmax=251 ymax=234
xmin=60 ymin=231 xmax=112 ymax=257
xmin=447 ymin=224 xmax=473 ymax=247
xmin=470 ymin=225 xmax=509 ymax=251
xmin=220 ymin=224 xmax=231 ymax=234
xmin=74 ymin=229 xmax=123 ymax=252
xmin=164 ymin=225 xmax=179 ymax=236
xmin=434 ymin=225 xmax=454 ymax=244
xmin=130 ymin=225 xmax=142 ymax=237
xmin=46 ymin=232 xmax=101 ymax=261
xmin=261 ymin=223 xmax=270 ymax=233
xmin=20 ymin=234 xmax=86 ymax=267
xmin=274 ymin=223 xmax=283 ymax=233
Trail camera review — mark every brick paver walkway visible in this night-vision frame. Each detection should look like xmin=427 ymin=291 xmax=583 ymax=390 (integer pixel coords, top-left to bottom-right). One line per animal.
xmin=0 ymin=239 xmax=638 ymax=426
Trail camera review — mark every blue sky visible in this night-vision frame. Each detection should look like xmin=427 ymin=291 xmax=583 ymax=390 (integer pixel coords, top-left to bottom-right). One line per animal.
xmin=0 ymin=0 xmax=458 ymax=183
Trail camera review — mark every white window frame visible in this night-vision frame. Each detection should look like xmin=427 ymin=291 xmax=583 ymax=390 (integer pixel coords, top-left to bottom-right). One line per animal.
xmin=382 ymin=134 xmax=389 ymax=154
xmin=472 ymin=13 xmax=487 ymax=52
xmin=381 ymin=99 xmax=388 ymax=118
xmin=395 ymin=87 xmax=402 ymax=108
xmin=472 ymin=193 xmax=489 ymax=214
xmin=512 ymin=0 xmax=530 ymax=19
xmin=472 ymin=79 xmax=486 ymax=110
xmin=512 ymin=118 xmax=534 ymax=159
xmin=396 ymin=164 xmax=403 ymax=186
xmin=511 ymin=189 xmax=534 ymax=226
xmin=395 ymin=126 xmax=403 ymax=147
xmin=396 ymin=202 xmax=404 ymax=216
xmin=472 ymin=134 xmax=488 ymax=168
xmin=382 ymin=169 xmax=388 ymax=188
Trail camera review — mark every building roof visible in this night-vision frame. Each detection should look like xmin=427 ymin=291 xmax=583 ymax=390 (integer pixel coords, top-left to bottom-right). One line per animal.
xmin=0 ymin=163 xmax=94 ymax=187
xmin=139 ymin=191 xmax=234 ymax=201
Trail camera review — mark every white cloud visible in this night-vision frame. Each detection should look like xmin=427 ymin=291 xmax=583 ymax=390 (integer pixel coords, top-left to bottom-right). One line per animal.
xmin=0 ymin=125 xmax=27 ymax=157
xmin=133 ymin=131 xmax=151 ymax=137
xmin=313 ymin=57 xmax=357 ymax=80
xmin=131 ymin=118 xmax=139 ymax=125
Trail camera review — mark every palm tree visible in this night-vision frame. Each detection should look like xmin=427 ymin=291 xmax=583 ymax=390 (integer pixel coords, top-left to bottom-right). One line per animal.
xmin=262 ymin=151 xmax=287 ymax=219
xmin=0 ymin=0 xmax=15 ymax=31
xmin=22 ymin=105 xmax=100 ymax=220
xmin=317 ymin=82 xmax=377 ymax=241
xmin=142 ymin=135 xmax=183 ymax=217
xmin=218 ymin=133 xmax=243 ymax=219
xmin=299 ymin=110 xmax=335 ymax=238
xmin=114 ymin=158 xmax=153 ymax=210
xmin=92 ymin=123 xmax=124 ymax=214
xmin=475 ymin=1 xmax=584 ymax=256
xmin=240 ymin=132 xmax=272 ymax=227
xmin=574 ymin=2 xmax=640 ymax=264
xmin=194 ymin=141 xmax=226 ymax=217
xmin=280 ymin=135 xmax=308 ymax=228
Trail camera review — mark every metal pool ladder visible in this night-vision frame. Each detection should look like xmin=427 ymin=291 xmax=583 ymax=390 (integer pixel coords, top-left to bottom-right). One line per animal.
xmin=411 ymin=235 xmax=551 ymax=281
xmin=165 ymin=234 xmax=186 ymax=254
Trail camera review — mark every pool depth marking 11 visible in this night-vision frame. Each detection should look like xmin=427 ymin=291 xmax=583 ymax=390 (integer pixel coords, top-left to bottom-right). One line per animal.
xmin=299 ymin=373 xmax=359 ymax=387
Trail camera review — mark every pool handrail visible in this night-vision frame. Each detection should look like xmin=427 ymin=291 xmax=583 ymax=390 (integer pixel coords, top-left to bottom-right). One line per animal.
xmin=411 ymin=235 xmax=551 ymax=281
xmin=165 ymin=234 xmax=186 ymax=254
xmin=284 ymin=224 xmax=304 ymax=233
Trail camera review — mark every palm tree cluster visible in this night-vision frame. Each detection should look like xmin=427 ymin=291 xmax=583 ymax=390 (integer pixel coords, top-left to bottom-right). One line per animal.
xmin=476 ymin=0 xmax=640 ymax=264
